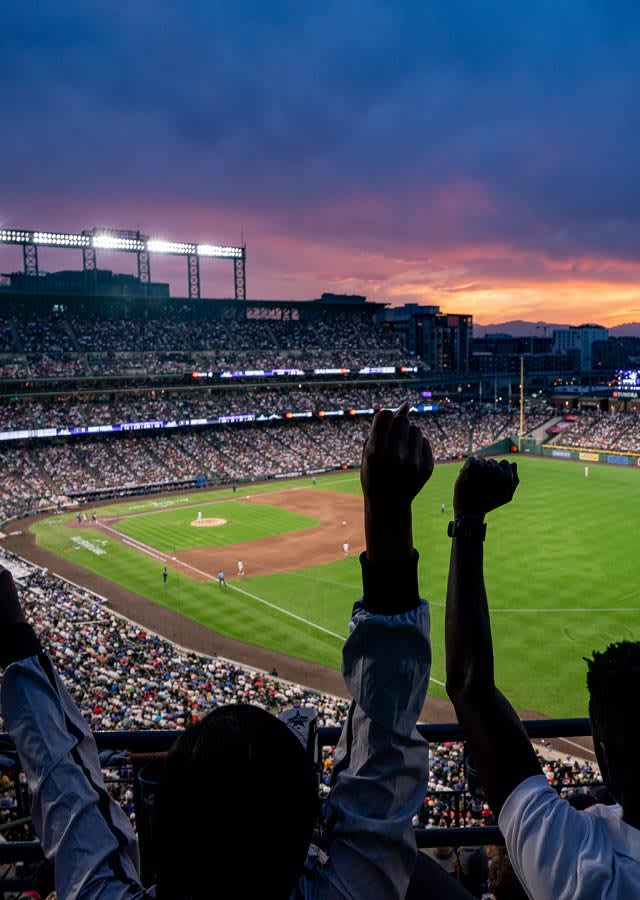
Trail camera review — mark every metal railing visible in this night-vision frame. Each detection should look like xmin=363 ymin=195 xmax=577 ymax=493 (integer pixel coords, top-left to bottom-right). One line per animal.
xmin=0 ymin=717 xmax=596 ymax=890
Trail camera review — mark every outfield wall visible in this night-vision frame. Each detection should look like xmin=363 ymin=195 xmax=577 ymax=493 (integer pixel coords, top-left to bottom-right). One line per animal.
xmin=474 ymin=437 xmax=514 ymax=457
xmin=540 ymin=444 xmax=640 ymax=467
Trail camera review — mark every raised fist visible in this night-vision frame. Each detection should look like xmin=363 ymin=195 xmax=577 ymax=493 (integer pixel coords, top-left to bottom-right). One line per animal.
xmin=361 ymin=401 xmax=434 ymax=510
xmin=453 ymin=457 xmax=519 ymax=518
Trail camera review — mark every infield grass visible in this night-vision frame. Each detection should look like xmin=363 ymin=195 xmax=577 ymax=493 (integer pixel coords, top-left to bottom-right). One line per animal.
xmin=110 ymin=500 xmax=319 ymax=553
xmin=30 ymin=457 xmax=640 ymax=717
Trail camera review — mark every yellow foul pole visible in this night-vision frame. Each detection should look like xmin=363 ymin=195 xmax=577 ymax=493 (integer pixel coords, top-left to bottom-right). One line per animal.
xmin=519 ymin=355 xmax=525 ymax=451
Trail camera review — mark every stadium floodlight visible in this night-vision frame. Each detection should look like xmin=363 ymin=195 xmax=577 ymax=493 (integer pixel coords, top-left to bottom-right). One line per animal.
xmin=0 ymin=229 xmax=32 ymax=243
xmin=33 ymin=231 xmax=90 ymax=247
xmin=197 ymin=243 xmax=243 ymax=258
xmin=92 ymin=233 xmax=145 ymax=251
xmin=0 ymin=223 xmax=246 ymax=298
xmin=147 ymin=239 xmax=196 ymax=255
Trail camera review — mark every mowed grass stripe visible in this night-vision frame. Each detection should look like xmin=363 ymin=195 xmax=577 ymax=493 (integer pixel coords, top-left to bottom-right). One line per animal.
xmin=29 ymin=521 xmax=344 ymax=670
xmin=30 ymin=456 xmax=640 ymax=717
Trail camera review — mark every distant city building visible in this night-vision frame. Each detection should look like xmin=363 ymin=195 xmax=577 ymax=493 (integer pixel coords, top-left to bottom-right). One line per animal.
xmin=433 ymin=313 xmax=472 ymax=372
xmin=552 ymin=324 xmax=608 ymax=371
xmin=592 ymin=336 xmax=640 ymax=371
xmin=471 ymin=333 xmax=580 ymax=374
xmin=381 ymin=304 xmax=471 ymax=372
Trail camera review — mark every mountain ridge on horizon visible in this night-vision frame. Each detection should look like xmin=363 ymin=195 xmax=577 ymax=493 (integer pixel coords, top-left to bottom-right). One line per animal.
xmin=473 ymin=320 xmax=640 ymax=338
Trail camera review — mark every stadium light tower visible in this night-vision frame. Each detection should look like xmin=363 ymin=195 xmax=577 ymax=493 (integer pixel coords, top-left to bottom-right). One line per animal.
xmin=0 ymin=226 xmax=247 ymax=299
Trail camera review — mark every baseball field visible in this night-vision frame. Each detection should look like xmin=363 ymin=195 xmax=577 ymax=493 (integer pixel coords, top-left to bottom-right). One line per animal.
xmin=18 ymin=456 xmax=640 ymax=719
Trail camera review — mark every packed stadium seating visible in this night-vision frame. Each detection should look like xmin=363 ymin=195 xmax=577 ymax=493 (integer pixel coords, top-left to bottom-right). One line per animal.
xmin=0 ymin=405 xmax=557 ymax=523
xmin=552 ymin=409 xmax=640 ymax=452
xmin=0 ymin=312 xmax=419 ymax=378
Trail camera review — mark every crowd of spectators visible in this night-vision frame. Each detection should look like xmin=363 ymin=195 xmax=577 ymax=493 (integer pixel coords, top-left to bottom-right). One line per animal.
xmin=0 ymin=384 xmax=424 ymax=432
xmin=552 ymin=409 xmax=640 ymax=453
xmin=0 ymin=405 xmax=557 ymax=522
xmin=25 ymin=315 xmax=405 ymax=356
xmin=0 ymin=315 xmax=419 ymax=379
xmin=428 ymin=402 xmax=554 ymax=459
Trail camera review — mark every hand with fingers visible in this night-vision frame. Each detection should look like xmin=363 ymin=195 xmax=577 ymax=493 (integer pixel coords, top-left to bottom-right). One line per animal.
xmin=453 ymin=457 xmax=519 ymax=520
xmin=361 ymin=402 xmax=434 ymax=576
xmin=361 ymin=401 xmax=434 ymax=515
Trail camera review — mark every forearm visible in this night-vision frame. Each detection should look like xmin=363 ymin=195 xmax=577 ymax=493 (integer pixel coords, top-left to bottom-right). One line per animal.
xmin=362 ymin=500 xmax=419 ymax=615
xmin=445 ymin=533 xmax=541 ymax=813
xmin=364 ymin=500 xmax=413 ymax=563
xmin=445 ymin=536 xmax=494 ymax=703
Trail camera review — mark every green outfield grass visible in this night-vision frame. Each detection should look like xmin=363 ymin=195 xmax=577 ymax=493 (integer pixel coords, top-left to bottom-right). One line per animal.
xmin=30 ymin=457 xmax=640 ymax=718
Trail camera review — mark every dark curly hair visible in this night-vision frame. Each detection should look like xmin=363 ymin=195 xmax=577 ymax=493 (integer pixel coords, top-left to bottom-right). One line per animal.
xmin=585 ymin=641 xmax=640 ymax=766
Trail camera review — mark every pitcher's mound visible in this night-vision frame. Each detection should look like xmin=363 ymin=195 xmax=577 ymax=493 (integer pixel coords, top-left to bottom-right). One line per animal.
xmin=191 ymin=517 xmax=227 ymax=527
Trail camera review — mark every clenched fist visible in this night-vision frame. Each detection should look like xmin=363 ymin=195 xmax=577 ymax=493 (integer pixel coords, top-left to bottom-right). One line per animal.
xmin=361 ymin=402 xmax=434 ymax=511
xmin=453 ymin=457 xmax=519 ymax=519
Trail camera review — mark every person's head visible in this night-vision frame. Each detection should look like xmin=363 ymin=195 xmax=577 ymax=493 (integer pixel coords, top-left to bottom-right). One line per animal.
xmin=585 ymin=641 xmax=640 ymax=802
xmin=152 ymin=703 xmax=319 ymax=898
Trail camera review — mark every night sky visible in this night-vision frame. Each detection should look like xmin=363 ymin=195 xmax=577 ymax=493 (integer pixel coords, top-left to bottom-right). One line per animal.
xmin=2 ymin=1 xmax=640 ymax=325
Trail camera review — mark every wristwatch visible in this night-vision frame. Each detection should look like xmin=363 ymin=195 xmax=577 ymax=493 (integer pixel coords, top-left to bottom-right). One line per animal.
xmin=447 ymin=516 xmax=487 ymax=541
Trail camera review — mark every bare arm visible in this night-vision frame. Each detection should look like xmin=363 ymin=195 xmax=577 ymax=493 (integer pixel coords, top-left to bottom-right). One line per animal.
xmin=445 ymin=458 xmax=541 ymax=815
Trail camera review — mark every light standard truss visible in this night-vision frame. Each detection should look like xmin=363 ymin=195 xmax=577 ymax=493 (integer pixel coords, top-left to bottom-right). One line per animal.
xmin=0 ymin=227 xmax=246 ymax=299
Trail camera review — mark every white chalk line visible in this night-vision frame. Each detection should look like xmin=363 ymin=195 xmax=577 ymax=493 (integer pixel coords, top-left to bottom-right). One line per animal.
xmin=98 ymin=522 xmax=351 ymax=642
xmin=555 ymin=737 xmax=596 ymax=756
xmin=120 ymin=538 xmax=165 ymax=563
xmin=94 ymin=521 xmax=448 ymax=685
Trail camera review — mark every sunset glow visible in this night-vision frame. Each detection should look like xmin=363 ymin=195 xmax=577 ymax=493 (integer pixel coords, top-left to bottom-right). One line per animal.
xmin=2 ymin=2 xmax=640 ymax=328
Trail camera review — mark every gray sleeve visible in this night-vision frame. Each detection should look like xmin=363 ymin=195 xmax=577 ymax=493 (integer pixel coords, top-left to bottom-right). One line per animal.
xmin=1 ymin=654 xmax=146 ymax=900
xmin=307 ymin=601 xmax=431 ymax=900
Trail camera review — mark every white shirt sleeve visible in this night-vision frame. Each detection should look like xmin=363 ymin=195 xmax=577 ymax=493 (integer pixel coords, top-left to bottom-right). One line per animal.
xmin=498 ymin=774 xmax=616 ymax=900
xmin=303 ymin=601 xmax=431 ymax=900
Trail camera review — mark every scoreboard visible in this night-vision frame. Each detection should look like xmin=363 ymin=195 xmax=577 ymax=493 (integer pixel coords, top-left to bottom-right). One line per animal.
xmin=613 ymin=369 xmax=640 ymax=398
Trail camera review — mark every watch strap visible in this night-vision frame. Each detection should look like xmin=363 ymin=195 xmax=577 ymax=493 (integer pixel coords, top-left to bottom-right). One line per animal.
xmin=447 ymin=516 xmax=487 ymax=541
